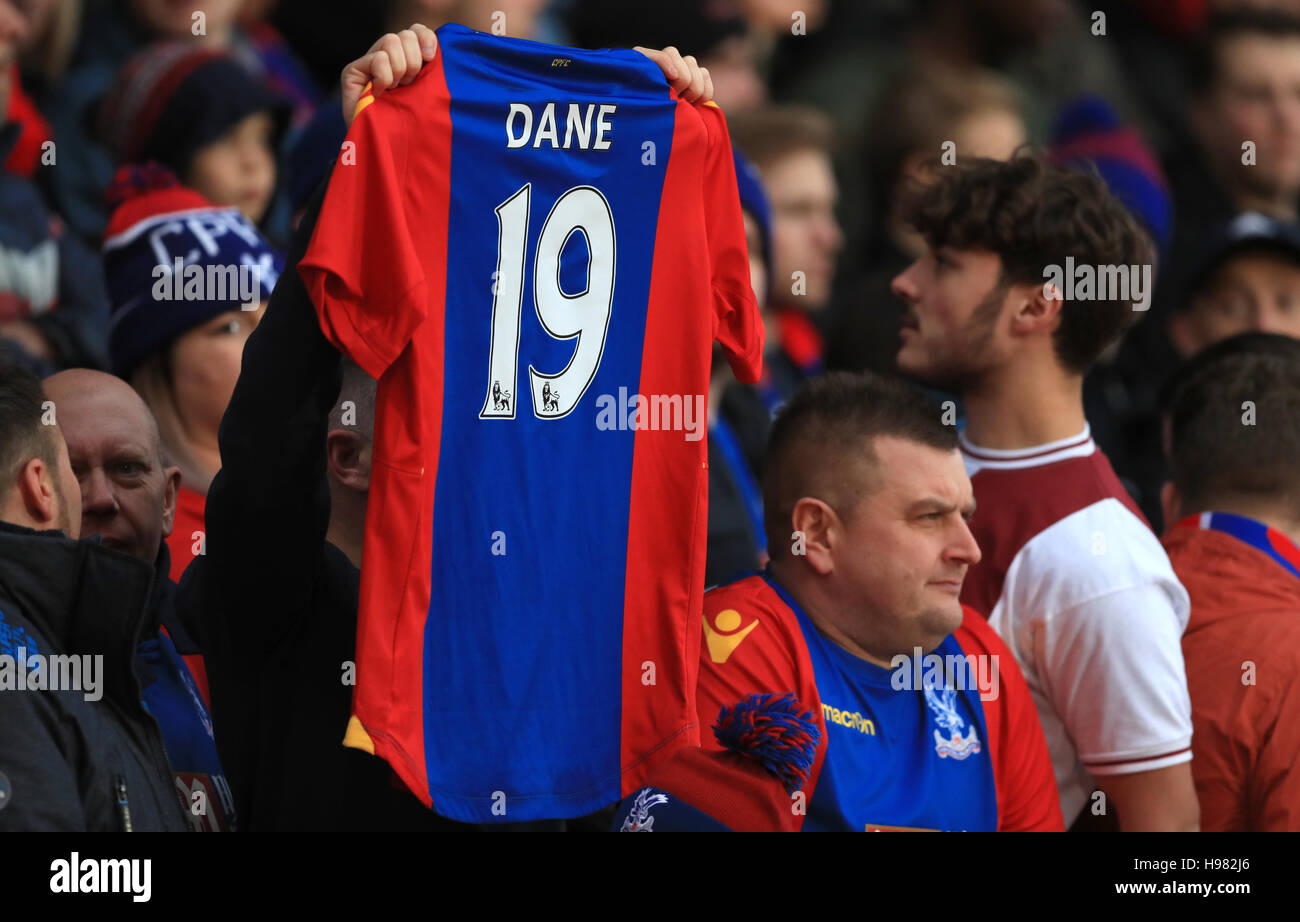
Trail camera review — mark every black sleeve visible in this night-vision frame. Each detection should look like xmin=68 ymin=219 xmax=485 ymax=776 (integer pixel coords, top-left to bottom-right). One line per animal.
xmin=182 ymin=180 xmax=339 ymax=653
xmin=0 ymin=692 xmax=88 ymax=831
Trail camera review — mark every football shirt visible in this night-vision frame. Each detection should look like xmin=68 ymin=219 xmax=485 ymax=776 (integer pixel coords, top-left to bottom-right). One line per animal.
xmin=959 ymin=426 xmax=1193 ymax=823
xmin=693 ymin=572 xmax=1062 ymax=831
xmin=1164 ymin=513 xmax=1300 ymax=830
xmin=300 ymin=23 xmax=762 ymax=821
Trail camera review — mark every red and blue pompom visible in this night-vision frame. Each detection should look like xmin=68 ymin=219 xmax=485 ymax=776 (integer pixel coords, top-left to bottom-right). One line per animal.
xmin=713 ymin=692 xmax=820 ymax=795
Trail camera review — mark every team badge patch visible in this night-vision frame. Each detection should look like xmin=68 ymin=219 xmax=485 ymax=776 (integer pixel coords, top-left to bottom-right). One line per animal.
xmin=620 ymin=787 xmax=670 ymax=831
xmin=923 ymin=682 xmax=981 ymax=760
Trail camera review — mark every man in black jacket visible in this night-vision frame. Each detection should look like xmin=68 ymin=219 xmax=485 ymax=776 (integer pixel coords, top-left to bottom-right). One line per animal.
xmin=0 ymin=359 xmax=188 ymax=831
xmin=184 ymin=24 xmax=718 ymax=830
xmin=177 ymin=157 xmax=464 ymax=831
xmin=43 ymin=368 xmax=237 ymax=831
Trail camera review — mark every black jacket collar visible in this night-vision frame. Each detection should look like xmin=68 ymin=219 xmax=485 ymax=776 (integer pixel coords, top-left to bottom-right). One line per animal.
xmin=0 ymin=520 xmax=156 ymax=709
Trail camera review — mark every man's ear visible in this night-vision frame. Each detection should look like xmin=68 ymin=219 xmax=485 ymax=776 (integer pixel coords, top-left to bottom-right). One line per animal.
xmin=159 ymin=465 xmax=182 ymax=538
xmin=1160 ymin=481 xmax=1184 ymax=531
xmin=899 ymin=150 xmax=936 ymax=187
xmin=327 ymin=430 xmax=371 ymax=493
xmin=1010 ymin=280 xmax=1062 ymax=336
xmin=789 ymin=496 xmax=839 ymax=576
xmin=15 ymin=456 xmax=57 ymax=528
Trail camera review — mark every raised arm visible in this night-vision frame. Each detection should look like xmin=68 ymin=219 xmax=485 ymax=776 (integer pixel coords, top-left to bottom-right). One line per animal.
xmin=340 ymin=25 xmax=716 ymax=128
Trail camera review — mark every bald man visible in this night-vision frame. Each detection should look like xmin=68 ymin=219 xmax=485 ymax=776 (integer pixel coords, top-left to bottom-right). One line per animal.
xmin=43 ymin=370 xmax=180 ymax=564
xmin=44 ymin=369 xmax=210 ymax=702
xmin=43 ymin=369 xmax=236 ymax=831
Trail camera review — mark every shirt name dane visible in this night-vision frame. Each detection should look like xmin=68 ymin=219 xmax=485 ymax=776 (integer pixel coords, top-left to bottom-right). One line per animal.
xmin=506 ymin=102 xmax=617 ymax=150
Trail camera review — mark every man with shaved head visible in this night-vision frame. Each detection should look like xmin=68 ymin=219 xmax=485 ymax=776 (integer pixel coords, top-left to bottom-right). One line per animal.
xmin=42 ymin=368 xmax=236 ymax=831
xmin=614 ymin=371 xmax=1062 ymax=831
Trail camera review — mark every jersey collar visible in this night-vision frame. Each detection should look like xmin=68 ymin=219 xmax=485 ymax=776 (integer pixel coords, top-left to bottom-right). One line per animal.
xmin=1174 ymin=511 xmax=1300 ymax=581
xmin=959 ymin=424 xmax=1094 ymax=472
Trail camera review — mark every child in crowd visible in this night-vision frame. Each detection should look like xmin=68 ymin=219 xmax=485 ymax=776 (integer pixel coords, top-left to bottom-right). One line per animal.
xmin=98 ymin=42 xmax=292 ymax=240
xmin=100 ymin=162 xmax=282 ymax=585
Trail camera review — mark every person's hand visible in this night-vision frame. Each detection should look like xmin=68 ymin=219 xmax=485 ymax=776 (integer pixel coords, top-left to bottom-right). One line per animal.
xmin=341 ymin=24 xmax=438 ymax=127
xmin=633 ymin=46 xmax=714 ymax=104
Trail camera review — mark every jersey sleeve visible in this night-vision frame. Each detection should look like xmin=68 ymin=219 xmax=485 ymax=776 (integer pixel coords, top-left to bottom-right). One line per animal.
xmin=1039 ymin=583 xmax=1193 ymax=778
xmin=696 ymin=102 xmax=764 ymax=384
xmin=1244 ymin=664 xmax=1300 ymax=831
xmin=695 ymin=588 xmax=827 ymax=830
xmin=298 ymin=84 xmax=430 ymax=379
xmin=954 ymin=607 xmax=1063 ymax=831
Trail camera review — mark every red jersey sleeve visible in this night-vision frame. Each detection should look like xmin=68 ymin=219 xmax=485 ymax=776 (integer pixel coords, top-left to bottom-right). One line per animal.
xmin=298 ymin=77 xmax=440 ymax=379
xmin=696 ymin=102 xmax=764 ymax=384
xmin=695 ymin=578 xmax=827 ymax=830
xmin=1242 ymin=659 xmax=1300 ymax=830
xmin=954 ymin=605 xmax=1065 ymax=832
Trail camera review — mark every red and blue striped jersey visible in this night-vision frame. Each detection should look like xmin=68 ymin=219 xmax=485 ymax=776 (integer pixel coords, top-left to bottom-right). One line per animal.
xmin=696 ymin=573 xmax=1063 ymax=831
xmin=299 ymin=23 xmax=762 ymax=822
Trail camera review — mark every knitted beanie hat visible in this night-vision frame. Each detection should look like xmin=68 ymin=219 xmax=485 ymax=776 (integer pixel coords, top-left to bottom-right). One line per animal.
xmin=1049 ymin=95 xmax=1173 ymax=257
xmin=98 ymin=41 xmax=291 ymax=177
xmin=102 ymin=163 xmax=283 ymax=377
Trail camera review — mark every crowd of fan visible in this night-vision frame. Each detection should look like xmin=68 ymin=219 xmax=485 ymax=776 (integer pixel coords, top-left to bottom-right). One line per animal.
xmin=1 ymin=0 xmax=1299 ymax=831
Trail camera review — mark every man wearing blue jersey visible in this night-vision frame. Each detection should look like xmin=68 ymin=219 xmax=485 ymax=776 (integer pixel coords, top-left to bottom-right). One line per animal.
xmin=616 ymin=371 xmax=1063 ymax=831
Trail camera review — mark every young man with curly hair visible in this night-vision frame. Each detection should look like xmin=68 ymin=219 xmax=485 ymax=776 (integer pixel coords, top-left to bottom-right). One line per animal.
xmin=890 ymin=155 xmax=1199 ymax=831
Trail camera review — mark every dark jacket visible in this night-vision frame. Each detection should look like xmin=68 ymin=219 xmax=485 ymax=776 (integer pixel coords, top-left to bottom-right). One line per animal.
xmin=178 ymin=184 xmax=461 ymax=830
xmin=0 ymin=522 xmax=188 ymax=831
xmin=137 ymin=543 xmax=236 ymax=831
xmin=705 ymin=383 xmax=771 ymax=588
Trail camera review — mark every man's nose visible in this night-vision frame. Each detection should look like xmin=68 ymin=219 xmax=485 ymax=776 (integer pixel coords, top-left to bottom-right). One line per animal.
xmin=891 ymin=263 xmax=920 ymax=302
xmin=950 ymin=519 xmax=982 ymax=567
xmin=1256 ymin=303 xmax=1293 ymax=334
xmin=79 ymin=469 xmax=118 ymax=516
xmin=817 ymin=212 xmax=843 ymax=254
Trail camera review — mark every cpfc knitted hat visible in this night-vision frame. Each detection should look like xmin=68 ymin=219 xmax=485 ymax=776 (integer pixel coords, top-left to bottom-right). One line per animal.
xmin=102 ymin=163 xmax=283 ymax=377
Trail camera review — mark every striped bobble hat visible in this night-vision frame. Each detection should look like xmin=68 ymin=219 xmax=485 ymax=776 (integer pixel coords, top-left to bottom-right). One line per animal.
xmin=97 ymin=40 xmax=290 ymax=177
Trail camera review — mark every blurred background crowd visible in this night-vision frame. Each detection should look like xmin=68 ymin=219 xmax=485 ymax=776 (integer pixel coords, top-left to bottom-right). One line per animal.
xmin=4 ymin=0 xmax=1300 ymax=834
xmin=4 ymin=0 xmax=1300 ymax=539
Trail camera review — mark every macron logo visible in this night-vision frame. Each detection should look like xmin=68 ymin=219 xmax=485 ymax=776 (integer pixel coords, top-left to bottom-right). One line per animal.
xmin=50 ymin=852 xmax=151 ymax=903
